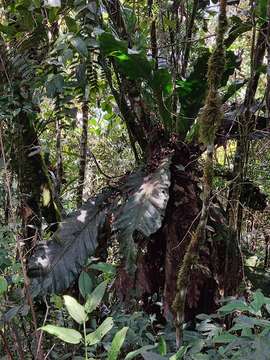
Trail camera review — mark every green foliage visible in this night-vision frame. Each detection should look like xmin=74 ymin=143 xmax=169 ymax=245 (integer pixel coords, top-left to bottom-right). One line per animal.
xmin=86 ymin=317 xmax=114 ymax=345
xmin=114 ymin=157 xmax=171 ymax=273
xmin=28 ymin=158 xmax=171 ymax=293
xmin=108 ymin=327 xmax=129 ymax=360
xmin=40 ymin=325 xmax=83 ymax=344
xmin=41 ymin=282 xmax=128 ymax=359
xmin=28 ymin=192 xmax=111 ymax=294
xmin=64 ymin=295 xmax=88 ymax=324
xmin=142 ymin=290 xmax=270 ymax=360
xmin=79 ymin=271 xmax=93 ymax=299
xmin=84 ymin=280 xmax=108 ymax=314
xmin=0 ymin=276 xmax=8 ymax=295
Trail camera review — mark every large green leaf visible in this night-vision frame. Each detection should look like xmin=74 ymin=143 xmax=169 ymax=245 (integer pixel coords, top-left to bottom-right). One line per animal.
xmin=113 ymin=52 xmax=153 ymax=81
xmin=41 ymin=325 xmax=82 ymax=344
xmin=28 ymin=192 xmax=111 ymax=295
xmin=114 ymin=157 xmax=171 ymax=272
xmin=85 ymin=317 xmax=114 ymax=345
xmin=99 ymin=32 xmax=153 ymax=81
xmin=99 ymin=32 xmax=127 ymax=55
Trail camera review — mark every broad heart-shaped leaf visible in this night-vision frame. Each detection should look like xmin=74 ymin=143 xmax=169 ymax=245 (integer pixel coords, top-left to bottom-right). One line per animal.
xmin=40 ymin=325 xmax=82 ymax=344
xmin=64 ymin=295 xmax=87 ymax=324
xmin=107 ymin=327 xmax=129 ymax=360
xmin=85 ymin=317 xmax=114 ymax=345
xmin=85 ymin=280 xmax=107 ymax=314
xmin=113 ymin=157 xmax=171 ymax=272
xmin=28 ymin=192 xmax=111 ymax=295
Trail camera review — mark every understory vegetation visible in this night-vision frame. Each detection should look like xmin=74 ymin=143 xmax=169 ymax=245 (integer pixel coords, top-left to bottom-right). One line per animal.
xmin=2 ymin=0 xmax=270 ymax=358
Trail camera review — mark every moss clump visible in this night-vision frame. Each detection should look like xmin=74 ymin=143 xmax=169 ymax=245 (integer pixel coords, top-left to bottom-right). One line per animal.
xmin=198 ymin=4 xmax=227 ymax=145
xmin=199 ymin=90 xmax=222 ymax=144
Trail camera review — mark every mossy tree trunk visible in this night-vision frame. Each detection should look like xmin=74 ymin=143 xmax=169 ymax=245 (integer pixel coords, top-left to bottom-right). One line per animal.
xmin=13 ymin=109 xmax=61 ymax=251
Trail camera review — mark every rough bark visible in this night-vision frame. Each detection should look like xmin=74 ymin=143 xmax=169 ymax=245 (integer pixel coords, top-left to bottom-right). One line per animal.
xmin=13 ymin=110 xmax=61 ymax=250
xmin=55 ymin=115 xmax=63 ymax=197
xmin=76 ymin=101 xmax=89 ymax=207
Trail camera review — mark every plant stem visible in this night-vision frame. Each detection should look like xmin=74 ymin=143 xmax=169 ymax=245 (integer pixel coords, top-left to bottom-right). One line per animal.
xmin=83 ymin=321 xmax=88 ymax=360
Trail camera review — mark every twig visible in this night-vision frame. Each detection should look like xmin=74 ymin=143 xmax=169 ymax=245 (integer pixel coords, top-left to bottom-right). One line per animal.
xmin=35 ymin=297 xmax=50 ymax=360
xmin=0 ymin=126 xmax=40 ymax=355
xmin=0 ymin=330 xmax=14 ymax=359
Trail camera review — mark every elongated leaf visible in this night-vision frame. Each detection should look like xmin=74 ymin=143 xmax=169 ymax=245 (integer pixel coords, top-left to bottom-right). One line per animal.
xmin=107 ymin=327 xmax=129 ymax=360
xmin=64 ymin=295 xmax=87 ymax=324
xmin=28 ymin=192 xmax=111 ymax=295
xmin=157 ymin=336 xmax=167 ymax=356
xmin=142 ymin=353 xmax=166 ymax=360
xmin=114 ymin=157 xmax=171 ymax=272
xmin=41 ymin=325 xmax=82 ymax=344
xmin=0 ymin=276 xmax=8 ymax=295
xmin=125 ymin=345 xmax=157 ymax=360
xmin=85 ymin=317 xmax=114 ymax=345
xmin=79 ymin=271 xmax=93 ymax=299
xmin=85 ymin=280 xmax=107 ymax=314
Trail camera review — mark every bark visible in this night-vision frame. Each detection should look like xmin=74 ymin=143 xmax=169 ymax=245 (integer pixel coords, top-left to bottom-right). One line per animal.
xmin=225 ymin=21 xmax=267 ymax=295
xmin=173 ymin=0 xmax=227 ymax=345
xmin=76 ymin=101 xmax=89 ymax=207
xmin=103 ymin=0 xmax=153 ymax=149
xmin=181 ymin=0 xmax=199 ymax=78
xmin=55 ymin=115 xmax=63 ymax=196
xmin=13 ymin=110 xmax=61 ymax=250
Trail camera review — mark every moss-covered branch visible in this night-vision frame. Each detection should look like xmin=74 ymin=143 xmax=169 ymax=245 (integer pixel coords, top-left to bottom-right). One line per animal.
xmin=173 ymin=0 xmax=227 ymax=347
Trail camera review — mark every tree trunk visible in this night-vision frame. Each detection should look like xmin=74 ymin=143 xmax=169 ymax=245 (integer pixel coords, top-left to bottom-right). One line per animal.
xmin=76 ymin=101 xmax=89 ymax=207
xmin=13 ymin=110 xmax=61 ymax=251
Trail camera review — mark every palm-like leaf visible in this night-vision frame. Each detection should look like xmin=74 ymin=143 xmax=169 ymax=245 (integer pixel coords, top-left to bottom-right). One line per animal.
xmin=114 ymin=157 xmax=171 ymax=272
xmin=28 ymin=158 xmax=172 ymax=294
xmin=28 ymin=191 xmax=112 ymax=295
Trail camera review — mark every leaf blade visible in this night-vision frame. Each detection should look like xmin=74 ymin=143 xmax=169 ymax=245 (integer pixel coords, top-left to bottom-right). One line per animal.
xmin=107 ymin=327 xmax=129 ymax=360
xmin=41 ymin=325 xmax=82 ymax=344
xmin=64 ymin=295 xmax=87 ymax=324
xmin=85 ymin=317 xmax=114 ymax=345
